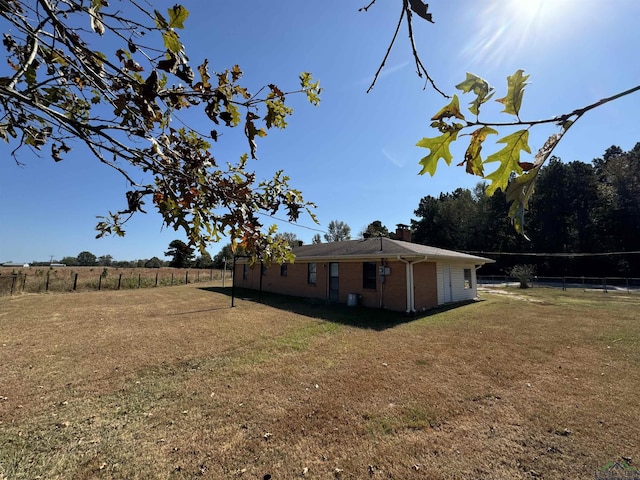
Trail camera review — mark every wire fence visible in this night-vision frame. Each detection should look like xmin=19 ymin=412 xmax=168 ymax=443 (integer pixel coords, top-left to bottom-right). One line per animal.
xmin=0 ymin=266 xmax=233 ymax=296
xmin=478 ymin=275 xmax=640 ymax=293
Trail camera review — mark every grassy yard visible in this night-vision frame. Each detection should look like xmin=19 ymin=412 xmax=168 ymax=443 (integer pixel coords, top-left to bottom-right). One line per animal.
xmin=0 ymin=286 xmax=638 ymax=479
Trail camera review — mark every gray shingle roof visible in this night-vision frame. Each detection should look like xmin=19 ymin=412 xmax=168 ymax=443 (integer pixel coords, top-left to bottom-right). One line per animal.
xmin=290 ymin=238 xmax=494 ymax=263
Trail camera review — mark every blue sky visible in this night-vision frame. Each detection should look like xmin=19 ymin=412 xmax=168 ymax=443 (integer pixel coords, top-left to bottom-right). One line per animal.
xmin=2 ymin=0 xmax=640 ymax=263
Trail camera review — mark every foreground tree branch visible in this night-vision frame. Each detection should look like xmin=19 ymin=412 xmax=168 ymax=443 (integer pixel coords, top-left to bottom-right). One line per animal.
xmin=0 ymin=1 xmax=321 ymax=263
xmin=417 ymin=71 xmax=640 ymax=235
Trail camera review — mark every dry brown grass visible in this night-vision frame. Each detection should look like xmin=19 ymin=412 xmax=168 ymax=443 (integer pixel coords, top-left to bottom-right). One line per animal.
xmin=0 ymin=286 xmax=639 ymax=479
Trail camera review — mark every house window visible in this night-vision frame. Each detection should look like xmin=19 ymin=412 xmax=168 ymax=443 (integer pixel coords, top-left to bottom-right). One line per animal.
xmin=464 ymin=268 xmax=472 ymax=289
xmin=280 ymin=264 xmax=288 ymax=277
xmin=308 ymin=263 xmax=316 ymax=284
xmin=242 ymin=264 xmax=248 ymax=280
xmin=363 ymin=262 xmax=377 ymax=290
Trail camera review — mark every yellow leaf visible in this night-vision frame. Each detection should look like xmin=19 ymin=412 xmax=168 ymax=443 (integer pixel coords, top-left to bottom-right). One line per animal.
xmin=461 ymin=126 xmax=498 ymax=176
xmin=496 ymin=70 xmax=529 ymax=117
xmin=484 ymin=129 xmax=531 ymax=195
xmin=417 ymin=129 xmax=461 ymax=176
xmin=431 ymin=95 xmax=466 ymax=122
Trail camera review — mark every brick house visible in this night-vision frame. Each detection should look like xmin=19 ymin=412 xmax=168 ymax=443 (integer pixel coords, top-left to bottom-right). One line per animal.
xmin=233 ymin=227 xmax=494 ymax=313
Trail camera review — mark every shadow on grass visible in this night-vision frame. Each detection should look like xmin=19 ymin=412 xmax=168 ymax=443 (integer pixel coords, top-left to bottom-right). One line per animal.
xmin=199 ymin=286 xmax=479 ymax=331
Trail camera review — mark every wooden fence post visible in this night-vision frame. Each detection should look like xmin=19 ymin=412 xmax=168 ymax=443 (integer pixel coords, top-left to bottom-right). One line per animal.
xmin=171 ymin=273 xmax=174 ymax=286
xmin=185 ymin=271 xmax=189 ymax=284
xmin=73 ymin=273 xmax=78 ymax=291
xmin=10 ymin=274 xmax=16 ymax=295
xmin=46 ymin=271 xmax=50 ymax=292
xmin=155 ymin=272 xmax=158 ymax=287
xmin=138 ymin=274 xmax=141 ymax=288
xmin=98 ymin=275 xmax=102 ymax=291
xmin=118 ymin=273 xmax=122 ymax=290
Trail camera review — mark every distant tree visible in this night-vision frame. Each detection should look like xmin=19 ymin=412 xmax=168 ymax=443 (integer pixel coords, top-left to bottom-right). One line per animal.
xmin=212 ymin=244 xmax=234 ymax=269
xmin=312 ymin=234 xmax=322 ymax=244
xmin=77 ymin=251 xmax=97 ymax=266
xmin=98 ymin=255 xmax=113 ymax=266
xmin=275 ymin=232 xmax=301 ymax=248
xmin=361 ymin=220 xmax=390 ymax=238
xmin=165 ymin=240 xmax=194 ymax=268
xmin=194 ymin=252 xmax=214 ymax=269
xmin=145 ymin=257 xmax=163 ymax=268
xmin=510 ymin=264 xmax=536 ymax=289
xmin=113 ymin=260 xmax=135 ymax=268
xmin=324 ymin=220 xmax=351 ymax=242
xmin=60 ymin=256 xmax=78 ymax=266
xmin=412 ymin=189 xmax=475 ymax=249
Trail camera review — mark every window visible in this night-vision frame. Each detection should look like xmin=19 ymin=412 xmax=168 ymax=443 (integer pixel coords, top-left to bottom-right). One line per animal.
xmin=464 ymin=268 xmax=472 ymax=289
xmin=307 ymin=263 xmax=317 ymax=284
xmin=363 ymin=262 xmax=377 ymax=290
xmin=242 ymin=264 xmax=248 ymax=280
xmin=280 ymin=264 xmax=288 ymax=277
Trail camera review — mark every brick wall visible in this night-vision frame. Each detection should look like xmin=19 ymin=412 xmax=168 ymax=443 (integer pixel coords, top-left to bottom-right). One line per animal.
xmin=234 ymin=259 xmax=439 ymax=312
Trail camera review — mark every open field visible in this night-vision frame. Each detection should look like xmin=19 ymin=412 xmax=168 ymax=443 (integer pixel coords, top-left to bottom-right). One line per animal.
xmin=1 ymin=286 xmax=639 ymax=479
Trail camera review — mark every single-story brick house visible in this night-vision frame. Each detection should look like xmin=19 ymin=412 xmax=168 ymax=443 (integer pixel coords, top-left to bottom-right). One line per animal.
xmin=233 ymin=227 xmax=494 ymax=313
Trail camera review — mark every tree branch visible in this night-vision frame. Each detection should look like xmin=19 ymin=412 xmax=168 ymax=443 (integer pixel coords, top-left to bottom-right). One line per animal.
xmin=366 ymin=3 xmax=405 ymax=93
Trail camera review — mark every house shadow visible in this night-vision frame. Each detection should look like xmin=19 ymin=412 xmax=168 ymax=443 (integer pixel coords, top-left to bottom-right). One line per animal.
xmin=198 ymin=286 xmax=480 ymax=331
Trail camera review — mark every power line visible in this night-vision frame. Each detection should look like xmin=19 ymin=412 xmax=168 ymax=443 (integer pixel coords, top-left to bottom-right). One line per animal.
xmin=257 ymin=213 xmax=328 ymax=234
xmin=462 ymin=250 xmax=640 ymax=257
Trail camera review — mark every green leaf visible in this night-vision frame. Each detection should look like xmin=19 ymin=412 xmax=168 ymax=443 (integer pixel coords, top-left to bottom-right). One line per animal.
xmin=417 ymin=128 xmax=461 ymax=176
xmin=431 ymin=94 xmax=466 ymax=122
xmin=455 ymin=72 xmax=495 ymax=116
xmin=162 ymin=31 xmax=182 ymax=54
xmin=168 ymin=5 xmax=189 ymax=29
xmin=484 ymin=129 xmax=531 ymax=194
xmin=496 ymin=70 xmax=529 ymax=117
xmin=461 ymin=126 xmax=498 ymax=176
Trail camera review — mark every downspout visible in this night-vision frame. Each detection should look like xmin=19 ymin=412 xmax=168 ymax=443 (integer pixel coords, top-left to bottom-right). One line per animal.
xmin=397 ymin=257 xmax=412 ymax=313
xmin=397 ymin=256 xmax=429 ymax=313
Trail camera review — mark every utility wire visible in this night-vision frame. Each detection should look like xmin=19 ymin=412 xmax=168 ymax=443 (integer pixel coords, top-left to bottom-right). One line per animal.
xmin=462 ymin=250 xmax=640 ymax=257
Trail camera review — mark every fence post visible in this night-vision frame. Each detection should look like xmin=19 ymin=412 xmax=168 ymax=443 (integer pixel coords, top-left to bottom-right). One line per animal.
xmin=10 ymin=274 xmax=16 ymax=295
xmin=22 ymin=274 xmax=27 ymax=292
xmin=73 ymin=273 xmax=78 ymax=291
xmin=185 ymin=271 xmax=189 ymax=284
xmin=138 ymin=274 xmax=141 ymax=288
xmin=98 ymin=274 xmax=102 ymax=291
xmin=197 ymin=270 xmax=200 ymax=283
xmin=118 ymin=273 xmax=122 ymax=290
xmin=46 ymin=271 xmax=50 ymax=292
xmin=210 ymin=268 xmax=213 ymax=281
xmin=171 ymin=273 xmax=174 ymax=286
xmin=155 ymin=272 xmax=158 ymax=287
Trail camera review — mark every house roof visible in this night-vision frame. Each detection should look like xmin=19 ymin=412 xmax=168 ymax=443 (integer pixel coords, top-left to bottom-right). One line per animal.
xmin=287 ymin=237 xmax=494 ymax=264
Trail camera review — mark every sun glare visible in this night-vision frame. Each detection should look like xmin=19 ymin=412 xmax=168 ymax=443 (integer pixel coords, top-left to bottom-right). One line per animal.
xmin=460 ymin=0 xmax=579 ymax=69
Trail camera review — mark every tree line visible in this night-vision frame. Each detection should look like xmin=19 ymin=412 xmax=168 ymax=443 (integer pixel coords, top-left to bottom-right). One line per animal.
xmin=410 ymin=144 xmax=640 ymax=277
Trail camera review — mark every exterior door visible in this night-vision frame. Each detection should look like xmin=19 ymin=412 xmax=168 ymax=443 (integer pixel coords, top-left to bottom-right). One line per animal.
xmin=443 ymin=265 xmax=453 ymax=303
xmin=329 ymin=262 xmax=339 ymax=301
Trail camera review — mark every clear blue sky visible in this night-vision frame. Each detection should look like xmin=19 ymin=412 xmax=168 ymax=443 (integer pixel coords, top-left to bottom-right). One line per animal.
xmin=2 ymin=0 xmax=639 ymax=263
